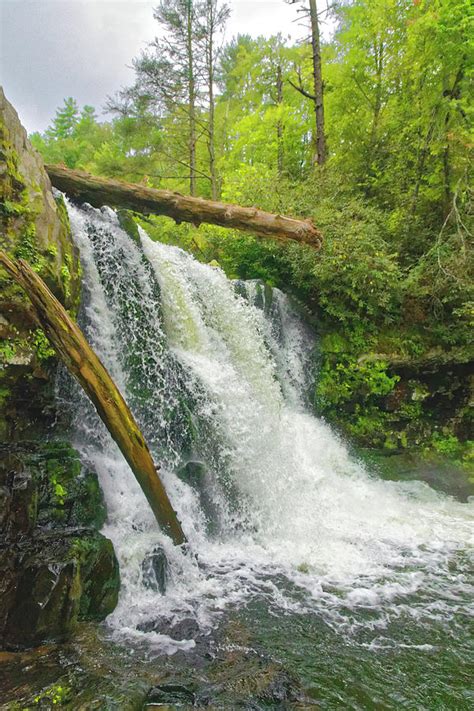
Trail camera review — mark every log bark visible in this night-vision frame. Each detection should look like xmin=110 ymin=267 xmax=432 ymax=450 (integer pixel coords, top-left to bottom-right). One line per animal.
xmin=0 ymin=249 xmax=186 ymax=546
xmin=45 ymin=165 xmax=322 ymax=249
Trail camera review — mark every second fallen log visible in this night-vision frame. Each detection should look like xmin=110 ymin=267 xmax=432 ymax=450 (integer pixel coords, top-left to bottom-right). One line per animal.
xmin=45 ymin=164 xmax=322 ymax=248
xmin=0 ymin=249 xmax=187 ymax=546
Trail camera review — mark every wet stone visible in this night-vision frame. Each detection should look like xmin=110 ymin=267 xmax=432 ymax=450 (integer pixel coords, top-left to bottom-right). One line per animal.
xmin=0 ymin=531 xmax=119 ymax=649
xmin=137 ymin=616 xmax=201 ymax=641
xmin=0 ymin=442 xmax=119 ymax=650
xmin=146 ymin=683 xmax=196 ymax=707
xmin=176 ymin=461 xmax=220 ymax=535
xmin=0 ymin=441 xmax=107 ymax=535
xmin=142 ymin=546 xmax=169 ymax=594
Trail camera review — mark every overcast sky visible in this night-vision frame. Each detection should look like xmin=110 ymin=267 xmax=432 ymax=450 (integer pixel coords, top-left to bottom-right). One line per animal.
xmin=0 ymin=0 xmax=334 ymax=134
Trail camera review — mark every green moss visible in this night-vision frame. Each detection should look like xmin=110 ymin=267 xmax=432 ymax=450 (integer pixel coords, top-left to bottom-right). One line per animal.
xmin=316 ymin=354 xmax=399 ymax=412
xmin=13 ymin=220 xmax=47 ymax=274
xmin=70 ymin=535 xmax=120 ymax=620
xmin=398 ymin=401 xmax=423 ymax=421
xmin=60 ymin=263 xmax=71 ymax=297
xmin=117 ymin=208 xmax=141 ymax=243
xmin=17 ymin=442 xmax=107 ymax=529
xmin=54 ymin=192 xmax=71 ymax=235
xmin=430 ymin=433 xmax=465 ymax=459
xmin=0 ymin=339 xmax=18 ymax=365
xmin=32 ymin=328 xmax=55 ymax=361
xmin=33 ymin=683 xmax=72 ymax=706
xmin=0 ymin=198 xmax=30 ymax=216
xmin=0 ymin=385 xmax=10 ymax=405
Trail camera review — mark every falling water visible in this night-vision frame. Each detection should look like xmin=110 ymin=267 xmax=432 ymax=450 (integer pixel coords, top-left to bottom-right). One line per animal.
xmin=62 ymin=201 xmax=473 ymax=660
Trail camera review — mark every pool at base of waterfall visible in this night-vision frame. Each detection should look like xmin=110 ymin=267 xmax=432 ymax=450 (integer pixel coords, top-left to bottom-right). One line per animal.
xmin=2 ymin=201 xmax=471 ymax=710
xmin=1 ymin=556 xmax=472 ymax=710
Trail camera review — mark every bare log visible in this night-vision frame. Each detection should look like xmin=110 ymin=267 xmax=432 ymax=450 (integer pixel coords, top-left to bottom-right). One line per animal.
xmin=45 ymin=164 xmax=322 ymax=249
xmin=0 ymin=249 xmax=186 ymax=546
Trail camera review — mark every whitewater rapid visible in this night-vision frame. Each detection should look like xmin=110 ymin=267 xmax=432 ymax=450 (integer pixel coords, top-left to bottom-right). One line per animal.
xmin=63 ymin=201 xmax=473 ymax=652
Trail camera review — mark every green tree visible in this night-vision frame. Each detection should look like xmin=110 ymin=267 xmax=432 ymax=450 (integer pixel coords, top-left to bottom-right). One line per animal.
xmin=197 ymin=0 xmax=230 ymax=198
xmin=46 ymin=97 xmax=79 ymax=139
xmin=108 ymin=0 xmax=229 ymax=197
xmin=287 ymin=0 xmax=328 ymax=165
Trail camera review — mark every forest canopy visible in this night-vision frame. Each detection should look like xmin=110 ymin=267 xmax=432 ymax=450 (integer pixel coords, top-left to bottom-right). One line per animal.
xmin=31 ymin=0 xmax=472 ymax=448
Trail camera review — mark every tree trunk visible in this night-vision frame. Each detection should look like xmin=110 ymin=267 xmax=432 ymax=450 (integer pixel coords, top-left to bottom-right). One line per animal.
xmin=0 ymin=249 xmax=187 ymax=546
xmin=187 ymin=0 xmax=197 ymax=196
xmin=309 ymin=0 xmax=326 ymax=165
xmin=276 ymin=63 xmax=284 ymax=177
xmin=208 ymin=21 xmax=218 ymax=200
xmin=46 ymin=164 xmax=322 ymax=248
xmin=369 ymin=41 xmax=384 ymax=153
xmin=411 ymin=63 xmax=465 ymax=218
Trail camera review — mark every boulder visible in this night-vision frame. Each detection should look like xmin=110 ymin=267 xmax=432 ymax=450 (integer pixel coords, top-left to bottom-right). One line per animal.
xmin=0 ymin=531 xmax=118 ymax=649
xmin=0 ymin=442 xmax=119 ymax=650
xmin=141 ymin=546 xmax=168 ymax=594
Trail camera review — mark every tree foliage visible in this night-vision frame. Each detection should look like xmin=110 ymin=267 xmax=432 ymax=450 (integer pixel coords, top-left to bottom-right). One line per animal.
xmin=31 ymin=0 xmax=473 ymax=448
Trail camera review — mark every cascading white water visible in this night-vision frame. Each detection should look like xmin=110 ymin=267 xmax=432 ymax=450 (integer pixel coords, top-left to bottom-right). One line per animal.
xmin=64 ymin=200 xmax=473 ymax=652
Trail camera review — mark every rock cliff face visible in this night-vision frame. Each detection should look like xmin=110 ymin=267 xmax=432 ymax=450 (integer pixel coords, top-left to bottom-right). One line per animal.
xmin=0 ymin=86 xmax=81 ymax=441
xmin=0 ymin=89 xmax=119 ymax=649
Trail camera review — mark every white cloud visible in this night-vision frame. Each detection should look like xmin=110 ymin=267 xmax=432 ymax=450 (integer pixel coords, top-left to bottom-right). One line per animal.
xmin=0 ymin=0 xmax=335 ymax=133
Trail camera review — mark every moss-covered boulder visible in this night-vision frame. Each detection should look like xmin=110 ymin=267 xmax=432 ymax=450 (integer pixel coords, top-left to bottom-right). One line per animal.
xmin=0 ymin=531 xmax=119 ymax=649
xmin=0 ymin=442 xmax=119 ymax=650
xmin=0 ymin=442 xmax=108 ymax=535
xmin=0 ymin=87 xmax=81 ymax=442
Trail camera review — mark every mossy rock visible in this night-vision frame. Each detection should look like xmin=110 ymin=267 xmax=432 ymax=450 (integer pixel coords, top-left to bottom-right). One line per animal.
xmin=33 ymin=442 xmax=107 ymax=530
xmin=0 ymin=441 xmax=119 ymax=650
xmin=315 ymin=333 xmax=473 ymax=451
xmin=0 ymin=441 xmax=107 ymax=533
xmin=0 ymin=531 xmax=119 ymax=650
xmin=0 ymin=88 xmax=81 ymax=310
xmin=117 ymin=208 xmax=140 ymax=244
xmin=71 ymin=534 xmax=120 ymax=621
xmin=0 ymin=88 xmax=82 ymax=442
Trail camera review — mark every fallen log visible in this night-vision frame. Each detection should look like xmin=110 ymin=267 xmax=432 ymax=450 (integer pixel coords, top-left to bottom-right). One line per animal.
xmin=45 ymin=164 xmax=322 ymax=249
xmin=0 ymin=249 xmax=186 ymax=546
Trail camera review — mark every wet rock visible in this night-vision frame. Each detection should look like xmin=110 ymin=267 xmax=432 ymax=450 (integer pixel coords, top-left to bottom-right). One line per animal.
xmin=0 ymin=450 xmax=38 ymax=537
xmin=33 ymin=442 xmax=107 ymax=530
xmin=203 ymin=654 xmax=307 ymax=708
xmin=0 ymin=442 xmax=119 ymax=650
xmin=0 ymin=617 xmax=314 ymax=710
xmin=177 ymin=459 xmax=207 ymax=488
xmin=137 ymin=616 xmax=201 ymax=641
xmin=176 ymin=460 xmax=220 ymax=534
xmin=0 ymin=539 xmax=80 ymax=649
xmin=0 ymin=441 xmax=107 ymax=534
xmin=74 ymin=534 xmax=120 ymax=621
xmin=142 ymin=546 xmax=168 ymax=594
xmin=0 ymin=531 xmax=118 ymax=649
xmin=197 ymin=619 xmax=312 ymax=708
xmin=146 ymin=682 xmax=196 ymax=707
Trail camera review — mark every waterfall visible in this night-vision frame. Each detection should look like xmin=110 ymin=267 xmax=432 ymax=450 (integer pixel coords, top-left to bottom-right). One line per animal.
xmin=63 ymin=201 xmax=473 ymax=652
